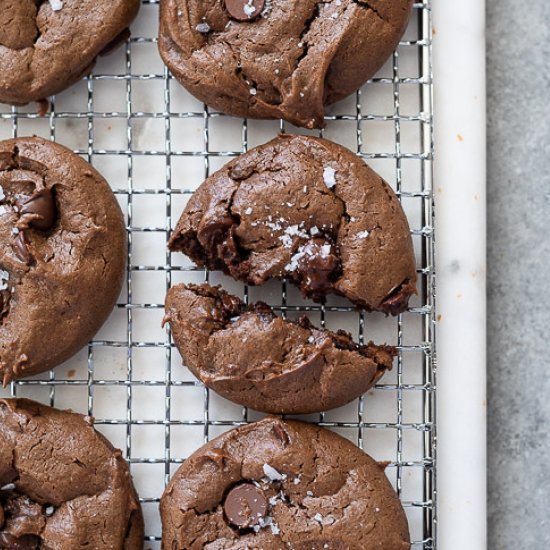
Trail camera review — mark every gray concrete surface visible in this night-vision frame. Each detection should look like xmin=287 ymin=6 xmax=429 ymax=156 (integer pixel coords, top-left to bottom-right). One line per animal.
xmin=487 ymin=1 xmax=550 ymax=548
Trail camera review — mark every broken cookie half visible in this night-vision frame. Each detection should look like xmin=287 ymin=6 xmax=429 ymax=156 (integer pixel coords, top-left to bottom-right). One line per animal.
xmin=164 ymin=283 xmax=396 ymax=414
xmin=169 ymin=134 xmax=417 ymax=315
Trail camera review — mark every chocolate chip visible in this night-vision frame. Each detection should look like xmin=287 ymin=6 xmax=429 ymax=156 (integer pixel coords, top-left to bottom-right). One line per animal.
xmin=224 ymin=0 xmax=264 ymax=22
xmin=223 ymin=483 xmax=267 ymax=529
xmin=0 ymin=504 xmax=4 ymax=529
xmin=12 ymin=232 xmax=33 ymax=265
xmin=0 ymin=533 xmax=40 ymax=550
xmin=18 ymin=188 xmax=56 ymax=231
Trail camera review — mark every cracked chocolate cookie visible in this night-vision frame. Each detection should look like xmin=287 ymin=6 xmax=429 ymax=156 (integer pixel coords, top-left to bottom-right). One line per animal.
xmin=161 ymin=416 xmax=410 ymax=549
xmin=169 ymin=135 xmax=417 ymax=314
xmin=0 ymin=137 xmax=126 ymax=384
xmin=0 ymin=0 xmax=140 ymax=105
xmin=159 ymin=0 xmax=414 ymax=129
xmin=0 ymin=398 xmax=144 ymax=549
xmin=165 ymin=283 xmax=396 ymax=414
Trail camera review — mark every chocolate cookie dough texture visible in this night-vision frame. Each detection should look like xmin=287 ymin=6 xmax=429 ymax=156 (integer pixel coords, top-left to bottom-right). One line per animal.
xmin=159 ymin=0 xmax=414 ymax=128
xmin=165 ymin=283 xmax=396 ymax=414
xmin=0 ymin=398 xmax=144 ymax=549
xmin=0 ymin=137 xmax=127 ymax=384
xmin=161 ymin=417 xmax=410 ymax=549
xmin=0 ymin=0 xmax=141 ymax=105
xmin=169 ymin=135 xmax=417 ymax=314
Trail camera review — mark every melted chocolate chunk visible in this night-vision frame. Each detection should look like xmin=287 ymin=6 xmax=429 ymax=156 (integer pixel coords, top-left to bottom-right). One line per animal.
xmin=224 ymin=0 xmax=264 ymax=22
xmin=17 ymin=188 xmax=56 ymax=231
xmin=198 ymin=215 xmax=234 ymax=251
xmin=0 ymin=533 xmax=40 ymax=550
xmin=293 ymin=238 xmax=341 ymax=301
xmin=2 ymin=495 xmax=45 ymax=538
xmin=0 ymin=290 xmax=10 ymax=322
xmin=223 ymin=483 xmax=267 ymax=529
xmin=380 ymin=279 xmax=415 ymax=315
xmin=12 ymin=232 xmax=33 ymax=265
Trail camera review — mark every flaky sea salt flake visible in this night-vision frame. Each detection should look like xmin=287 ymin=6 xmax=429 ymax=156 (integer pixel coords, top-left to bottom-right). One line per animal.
xmin=49 ymin=0 xmax=63 ymax=11
xmin=323 ymin=166 xmax=337 ymax=188
xmin=244 ymin=0 xmax=256 ymax=17
xmin=263 ymin=463 xmax=284 ymax=481
xmin=195 ymin=22 xmax=211 ymax=33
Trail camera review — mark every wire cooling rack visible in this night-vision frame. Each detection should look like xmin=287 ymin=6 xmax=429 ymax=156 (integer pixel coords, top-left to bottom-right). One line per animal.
xmin=0 ymin=1 xmax=436 ymax=548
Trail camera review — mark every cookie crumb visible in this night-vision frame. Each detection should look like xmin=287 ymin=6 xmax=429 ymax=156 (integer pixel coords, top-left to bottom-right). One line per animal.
xmin=356 ymin=230 xmax=370 ymax=239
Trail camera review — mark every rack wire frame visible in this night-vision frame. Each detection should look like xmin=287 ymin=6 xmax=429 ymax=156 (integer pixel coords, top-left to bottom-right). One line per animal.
xmin=0 ymin=1 xmax=436 ymax=548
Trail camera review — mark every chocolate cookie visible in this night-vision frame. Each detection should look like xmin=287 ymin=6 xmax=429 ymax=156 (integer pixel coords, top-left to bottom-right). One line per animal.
xmin=159 ymin=0 xmax=413 ymax=129
xmin=0 ymin=398 xmax=144 ymax=549
xmin=0 ymin=137 xmax=127 ymax=384
xmin=0 ymin=0 xmax=140 ymax=105
xmin=169 ymin=135 xmax=417 ymax=314
xmin=161 ymin=417 xmax=410 ymax=549
xmin=165 ymin=283 xmax=396 ymax=414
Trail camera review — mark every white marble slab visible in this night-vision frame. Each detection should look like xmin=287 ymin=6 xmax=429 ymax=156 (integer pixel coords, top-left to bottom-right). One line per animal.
xmin=433 ymin=0 xmax=487 ymax=548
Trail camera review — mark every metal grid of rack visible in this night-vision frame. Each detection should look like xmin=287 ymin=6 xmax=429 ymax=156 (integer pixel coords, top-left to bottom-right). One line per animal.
xmin=0 ymin=1 xmax=436 ymax=548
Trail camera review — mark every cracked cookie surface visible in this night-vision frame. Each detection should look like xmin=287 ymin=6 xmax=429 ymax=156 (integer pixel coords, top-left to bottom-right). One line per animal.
xmin=165 ymin=283 xmax=396 ymax=414
xmin=159 ymin=0 xmax=413 ymax=128
xmin=160 ymin=416 xmax=410 ymax=549
xmin=0 ymin=398 xmax=144 ymax=549
xmin=0 ymin=0 xmax=140 ymax=105
xmin=169 ymin=134 xmax=417 ymax=314
xmin=0 ymin=137 xmax=126 ymax=384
